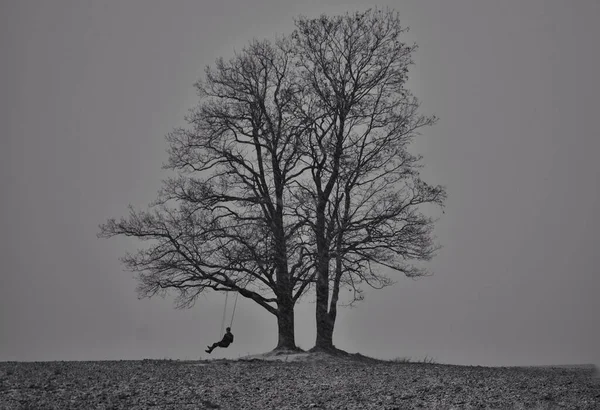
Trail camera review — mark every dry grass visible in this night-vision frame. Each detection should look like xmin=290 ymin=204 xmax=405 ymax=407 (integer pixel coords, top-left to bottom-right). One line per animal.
xmin=390 ymin=356 xmax=437 ymax=364
xmin=1 ymin=354 xmax=598 ymax=409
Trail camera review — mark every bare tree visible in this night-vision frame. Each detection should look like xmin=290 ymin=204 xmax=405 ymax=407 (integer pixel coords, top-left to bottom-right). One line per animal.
xmin=290 ymin=9 xmax=446 ymax=350
xmin=99 ymin=9 xmax=445 ymax=352
xmin=99 ymin=39 xmax=313 ymax=350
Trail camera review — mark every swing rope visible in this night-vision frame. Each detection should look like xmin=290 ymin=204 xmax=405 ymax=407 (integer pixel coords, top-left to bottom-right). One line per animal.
xmin=229 ymin=290 xmax=239 ymax=328
xmin=219 ymin=291 xmax=240 ymax=337
xmin=219 ymin=292 xmax=229 ymax=338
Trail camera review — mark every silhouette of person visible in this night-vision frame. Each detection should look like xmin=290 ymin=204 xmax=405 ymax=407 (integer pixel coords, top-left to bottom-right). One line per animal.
xmin=205 ymin=327 xmax=234 ymax=354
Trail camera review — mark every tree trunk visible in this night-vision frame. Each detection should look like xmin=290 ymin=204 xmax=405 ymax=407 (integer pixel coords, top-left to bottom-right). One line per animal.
xmin=275 ymin=294 xmax=297 ymax=350
xmin=313 ymin=196 xmax=335 ymax=351
xmin=313 ymin=260 xmax=341 ymax=351
xmin=314 ymin=207 xmax=334 ymax=350
xmin=314 ymin=259 xmax=335 ymax=349
xmin=272 ymin=197 xmax=297 ymax=350
xmin=313 ymin=211 xmax=346 ymax=352
xmin=314 ymin=307 xmax=334 ymax=350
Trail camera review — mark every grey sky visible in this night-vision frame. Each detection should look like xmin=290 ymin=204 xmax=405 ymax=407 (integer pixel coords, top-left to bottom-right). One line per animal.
xmin=2 ymin=0 xmax=598 ymax=366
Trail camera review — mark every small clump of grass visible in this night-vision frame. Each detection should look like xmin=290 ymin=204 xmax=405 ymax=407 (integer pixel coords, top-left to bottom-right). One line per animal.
xmin=391 ymin=355 xmax=437 ymax=364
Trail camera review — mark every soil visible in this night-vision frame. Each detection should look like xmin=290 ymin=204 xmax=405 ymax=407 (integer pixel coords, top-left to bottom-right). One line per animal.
xmin=1 ymin=351 xmax=598 ymax=409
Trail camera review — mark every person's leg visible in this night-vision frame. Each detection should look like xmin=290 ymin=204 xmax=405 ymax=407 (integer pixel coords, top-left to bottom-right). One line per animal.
xmin=205 ymin=342 xmax=220 ymax=353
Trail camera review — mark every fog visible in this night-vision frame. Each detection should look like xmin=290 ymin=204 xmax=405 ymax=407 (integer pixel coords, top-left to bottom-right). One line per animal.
xmin=2 ymin=0 xmax=598 ymax=366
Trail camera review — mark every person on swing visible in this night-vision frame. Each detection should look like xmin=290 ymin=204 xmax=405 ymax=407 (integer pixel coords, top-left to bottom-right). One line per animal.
xmin=205 ymin=327 xmax=234 ymax=354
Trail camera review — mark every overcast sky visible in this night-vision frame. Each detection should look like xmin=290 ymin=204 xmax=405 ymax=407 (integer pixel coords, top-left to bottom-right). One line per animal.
xmin=2 ymin=0 xmax=599 ymax=367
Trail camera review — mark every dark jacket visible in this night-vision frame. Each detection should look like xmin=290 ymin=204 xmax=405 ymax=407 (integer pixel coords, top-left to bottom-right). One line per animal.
xmin=221 ymin=331 xmax=234 ymax=346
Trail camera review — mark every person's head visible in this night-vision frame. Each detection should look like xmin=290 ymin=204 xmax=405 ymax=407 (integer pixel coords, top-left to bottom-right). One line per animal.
xmin=226 ymin=327 xmax=231 ymax=332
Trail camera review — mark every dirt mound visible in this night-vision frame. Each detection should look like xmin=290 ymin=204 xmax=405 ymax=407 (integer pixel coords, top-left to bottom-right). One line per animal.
xmin=238 ymin=348 xmax=382 ymax=364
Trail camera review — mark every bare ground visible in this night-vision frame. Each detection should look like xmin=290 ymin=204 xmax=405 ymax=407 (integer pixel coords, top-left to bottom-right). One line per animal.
xmin=1 ymin=352 xmax=598 ymax=409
